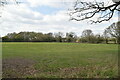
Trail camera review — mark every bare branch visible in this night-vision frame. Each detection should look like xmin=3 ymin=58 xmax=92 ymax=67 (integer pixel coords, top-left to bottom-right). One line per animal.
xmin=69 ymin=0 xmax=120 ymax=23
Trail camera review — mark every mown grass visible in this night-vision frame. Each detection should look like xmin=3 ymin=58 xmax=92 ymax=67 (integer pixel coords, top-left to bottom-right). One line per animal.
xmin=2 ymin=42 xmax=118 ymax=78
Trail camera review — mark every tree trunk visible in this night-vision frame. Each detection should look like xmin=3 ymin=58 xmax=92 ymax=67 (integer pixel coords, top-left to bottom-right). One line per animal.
xmin=117 ymin=37 xmax=120 ymax=44
xmin=106 ymin=38 xmax=108 ymax=44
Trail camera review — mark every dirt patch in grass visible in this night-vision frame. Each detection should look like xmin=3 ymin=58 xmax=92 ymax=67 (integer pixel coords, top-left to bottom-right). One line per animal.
xmin=40 ymin=64 xmax=118 ymax=78
xmin=2 ymin=57 xmax=118 ymax=78
xmin=3 ymin=57 xmax=37 ymax=78
xmin=56 ymin=65 xmax=118 ymax=78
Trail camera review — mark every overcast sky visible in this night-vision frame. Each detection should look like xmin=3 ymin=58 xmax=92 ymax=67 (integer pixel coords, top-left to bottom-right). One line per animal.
xmin=0 ymin=0 xmax=118 ymax=37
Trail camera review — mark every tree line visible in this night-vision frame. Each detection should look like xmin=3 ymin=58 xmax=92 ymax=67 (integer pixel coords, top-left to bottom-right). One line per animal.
xmin=2 ymin=21 xmax=120 ymax=44
xmin=2 ymin=32 xmax=77 ymax=42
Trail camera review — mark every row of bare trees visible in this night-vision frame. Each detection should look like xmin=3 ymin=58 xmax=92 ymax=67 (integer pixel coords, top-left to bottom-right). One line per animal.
xmin=80 ymin=21 xmax=120 ymax=44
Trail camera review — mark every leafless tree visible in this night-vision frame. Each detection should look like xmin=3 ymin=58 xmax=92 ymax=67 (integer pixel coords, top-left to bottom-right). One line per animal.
xmin=81 ymin=29 xmax=94 ymax=43
xmin=82 ymin=29 xmax=93 ymax=37
xmin=105 ymin=21 xmax=120 ymax=44
xmin=69 ymin=0 xmax=120 ymax=23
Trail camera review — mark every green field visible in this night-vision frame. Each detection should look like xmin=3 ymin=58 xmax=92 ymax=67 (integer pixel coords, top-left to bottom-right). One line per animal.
xmin=2 ymin=42 xmax=118 ymax=78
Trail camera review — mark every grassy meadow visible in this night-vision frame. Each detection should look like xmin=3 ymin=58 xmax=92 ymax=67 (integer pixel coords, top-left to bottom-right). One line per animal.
xmin=2 ymin=42 xmax=118 ymax=78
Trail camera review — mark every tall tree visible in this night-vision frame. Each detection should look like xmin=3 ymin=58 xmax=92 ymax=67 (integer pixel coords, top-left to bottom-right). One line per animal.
xmin=66 ymin=32 xmax=77 ymax=42
xmin=54 ymin=32 xmax=64 ymax=42
xmin=81 ymin=29 xmax=94 ymax=43
xmin=105 ymin=21 xmax=120 ymax=44
xmin=82 ymin=29 xmax=93 ymax=37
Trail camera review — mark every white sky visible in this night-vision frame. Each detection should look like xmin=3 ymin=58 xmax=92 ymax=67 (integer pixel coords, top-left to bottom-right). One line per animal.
xmin=0 ymin=0 xmax=118 ymax=37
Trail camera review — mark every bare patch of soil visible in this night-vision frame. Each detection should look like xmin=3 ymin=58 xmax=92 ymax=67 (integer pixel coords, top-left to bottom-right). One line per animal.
xmin=3 ymin=57 xmax=37 ymax=78
xmin=55 ymin=65 xmax=117 ymax=78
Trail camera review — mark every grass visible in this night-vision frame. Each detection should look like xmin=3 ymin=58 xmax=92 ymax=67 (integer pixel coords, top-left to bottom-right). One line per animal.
xmin=2 ymin=42 xmax=118 ymax=78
